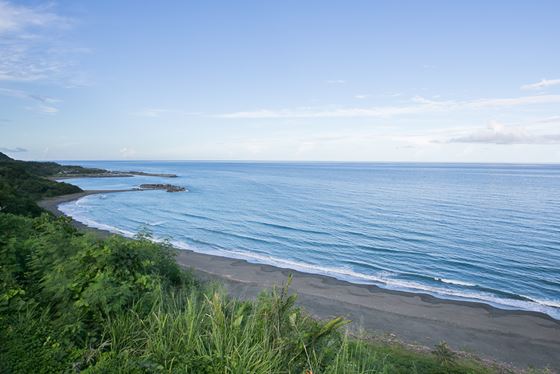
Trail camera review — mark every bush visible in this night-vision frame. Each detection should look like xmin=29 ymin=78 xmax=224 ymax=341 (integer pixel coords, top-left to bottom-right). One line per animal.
xmin=0 ymin=160 xmax=83 ymax=216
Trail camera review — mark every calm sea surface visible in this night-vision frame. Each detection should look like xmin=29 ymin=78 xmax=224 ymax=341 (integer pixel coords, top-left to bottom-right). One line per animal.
xmin=58 ymin=161 xmax=560 ymax=318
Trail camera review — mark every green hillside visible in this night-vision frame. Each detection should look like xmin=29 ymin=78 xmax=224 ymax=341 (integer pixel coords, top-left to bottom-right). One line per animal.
xmin=0 ymin=152 xmax=84 ymax=216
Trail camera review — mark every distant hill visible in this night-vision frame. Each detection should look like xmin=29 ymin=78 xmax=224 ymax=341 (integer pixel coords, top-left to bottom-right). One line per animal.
xmin=0 ymin=154 xmax=87 ymax=216
xmin=0 ymin=151 xmax=111 ymax=176
xmin=0 ymin=154 xmax=181 ymax=216
xmin=0 ymin=152 xmax=13 ymax=161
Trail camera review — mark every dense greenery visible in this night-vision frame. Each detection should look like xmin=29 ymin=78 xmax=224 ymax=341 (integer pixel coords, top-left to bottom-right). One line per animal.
xmin=0 ymin=152 xmax=107 ymax=178
xmin=0 ymin=152 xmax=86 ymax=216
xmin=0 ymin=152 xmax=12 ymax=161
xmin=0 ymin=154 xmax=506 ymax=373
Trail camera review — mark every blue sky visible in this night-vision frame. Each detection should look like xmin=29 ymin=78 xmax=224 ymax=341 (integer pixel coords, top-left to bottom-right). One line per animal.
xmin=1 ymin=0 xmax=559 ymax=162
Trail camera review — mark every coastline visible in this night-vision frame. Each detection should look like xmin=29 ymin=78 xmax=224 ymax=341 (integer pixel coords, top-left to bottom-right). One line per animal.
xmin=39 ymin=191 xmax=560 ymax=370
xmin=51 ymin=171 xmax=178 ymax=180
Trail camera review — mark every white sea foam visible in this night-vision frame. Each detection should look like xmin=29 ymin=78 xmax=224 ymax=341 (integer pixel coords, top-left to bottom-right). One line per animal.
xmin=521 ymin=297 xmax=560 ymax=309
xmin=59 ymin=200 xmax=136 ymax=238
xmin=435 ymin=277 xmax=477 ymax=287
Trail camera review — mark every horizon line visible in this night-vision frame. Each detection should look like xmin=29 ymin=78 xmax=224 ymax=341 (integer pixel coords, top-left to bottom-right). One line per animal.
xmin=43 ymin=159 xmax=560 ymax=166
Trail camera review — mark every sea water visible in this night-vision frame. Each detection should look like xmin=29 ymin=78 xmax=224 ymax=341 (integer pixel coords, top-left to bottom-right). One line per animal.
xmin=57 ymin=161 xmax=560 ymax=318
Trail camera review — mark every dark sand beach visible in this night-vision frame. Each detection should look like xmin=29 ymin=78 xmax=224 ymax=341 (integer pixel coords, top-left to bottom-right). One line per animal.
xmin=39 ymin=191 xmax=560 ymax=370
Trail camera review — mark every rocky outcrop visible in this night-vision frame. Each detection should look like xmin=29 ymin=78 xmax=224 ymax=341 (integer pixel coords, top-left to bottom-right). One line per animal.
xmin=139 ymin=183 xmax=186 ymax=192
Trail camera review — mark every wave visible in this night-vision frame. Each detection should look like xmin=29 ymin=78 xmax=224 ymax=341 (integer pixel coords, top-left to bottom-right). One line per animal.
xmin=248 ymin=220 xmax=327 ymax=236
xmin=59 ymin=200 xmax=137 ymax=238
xmin=435 ymin=277 xmax=477 ymax=287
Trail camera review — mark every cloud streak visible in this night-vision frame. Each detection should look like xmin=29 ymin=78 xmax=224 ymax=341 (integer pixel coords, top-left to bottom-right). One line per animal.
xmin=0 ymin=87 xmax=59 ymax=114
xmin=521 ymin=79 xmax=560 ymax=90
xmin=217 ymin=94 xmax=560 ymax=119
xmin=132 ymin=108 xmax=175 ymax=118
xmin=131 ymin=108 xmax=202 ymax=118
xmin=445 ymin=121 xmax=560 ymax=145
xmin=0 ymin=1 xmax=64 ymax=34
xmin=0 ymin=146 xmax=27 ymax=153
xmin=354 ymin=94 xmax=369 ymax=99
xmin=119 ymin=147 xmax=137 ymax=158
xmin=0 ymin=1 xmax=77 ymax=83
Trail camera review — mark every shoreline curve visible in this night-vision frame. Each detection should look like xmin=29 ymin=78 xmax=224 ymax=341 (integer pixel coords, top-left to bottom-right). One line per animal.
xmin=38 ymin=190 xmax=560 ymax=370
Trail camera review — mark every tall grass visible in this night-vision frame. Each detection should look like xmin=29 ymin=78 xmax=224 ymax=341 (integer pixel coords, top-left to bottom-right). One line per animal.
xmin=87 ymin=279 xmax=386 ymax=373
xmin=81 ymin=279 xmax=499 ymax=373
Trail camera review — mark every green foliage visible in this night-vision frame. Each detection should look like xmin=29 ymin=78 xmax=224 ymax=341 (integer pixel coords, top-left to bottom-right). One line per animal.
xmin=0 ymin=179 xmax=48 ymax=216
xmin=0 ymin=212 xmax=499 ymax=373
xmin=0 ymin=161 xmax=82 ymax=198
xmin=0 ymin=151 xmax=13 ymax=161
xmin=0 ymin=159 xmax=83 ymax=216
xmin=0 ymin=304 xmax=81 ymax=374
xmin=0 ymin=152 xmax=106 ymax=177
xmin=432 ymin=341 xmax=458 ymax=367
xmin=0 ymin=152 xmax=116 ymax=217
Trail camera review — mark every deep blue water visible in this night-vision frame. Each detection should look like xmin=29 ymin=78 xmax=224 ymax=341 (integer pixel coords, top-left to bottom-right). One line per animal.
xmin=58 ymin=161 xmax=560 ymax=318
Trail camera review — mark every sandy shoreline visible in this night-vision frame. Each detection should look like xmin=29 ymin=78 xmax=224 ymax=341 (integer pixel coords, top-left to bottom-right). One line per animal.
xmin=39 ymin=191 xmax=560 ymax=370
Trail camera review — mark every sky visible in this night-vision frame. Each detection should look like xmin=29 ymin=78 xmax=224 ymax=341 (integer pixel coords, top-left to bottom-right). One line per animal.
xmin=1 ymin=0 xmax=559 ymax=162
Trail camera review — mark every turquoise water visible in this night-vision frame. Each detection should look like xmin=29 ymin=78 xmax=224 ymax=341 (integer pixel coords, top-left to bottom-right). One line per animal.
xmin=58 ymin=161 xmax=560 ymax=318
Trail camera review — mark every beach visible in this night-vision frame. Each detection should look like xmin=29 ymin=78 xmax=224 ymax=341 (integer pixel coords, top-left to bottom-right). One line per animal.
xmin=39 ymin=190 xmax=560 ymax=370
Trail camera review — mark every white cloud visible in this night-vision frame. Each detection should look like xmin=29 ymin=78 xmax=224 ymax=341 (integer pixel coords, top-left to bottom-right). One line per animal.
xmin=217 ymin=94 xmax=560 ymax=119
xmin=0 ymin=87 xmax=60 ymax=114
xmin=0 ymin=87 xmax=58 ymax=103
xmin=35 ymin=104 xmax=58 ymax=114
xmin=119 ymin=147 xmax=137 ymax=158
xmin=131 ymin=108 xmax=202 ymax=118
xmin=411 ymin=94 xmax=560 ymax=109
xmin=354 ymin=94 xmax=369 ymax=99
xmin=0 ymin=44 xmax=70 ymax=81
xmin=534 ymin=116 xmax=560 ymax=124
xmin=446 ymin=121 xmax=560 ymax=145
xmin=0 ymin=1 xmax=77 ymax=83
xmin=521 ymin=78 xmax=560 ymax=90
xmin=0 ymin=1 xmax=64 ymax=34
xmin=132 ymin=108 xmax=174 ymax=118
xmin=325 ymin=79 xmax=346 ymax=84
xmin=0 ymin=146 xmax=27 ymax=153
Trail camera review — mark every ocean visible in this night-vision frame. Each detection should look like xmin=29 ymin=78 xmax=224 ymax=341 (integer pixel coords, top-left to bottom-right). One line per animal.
xmin=57 ymin=161 xmax=560 ymax=319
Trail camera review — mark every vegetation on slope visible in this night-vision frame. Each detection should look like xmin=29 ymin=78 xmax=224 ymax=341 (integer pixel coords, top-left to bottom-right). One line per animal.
xmin=0 ymin=152 xmax=85 ymax=216
xmin=0 ymin=152 xmax=106 ymax=177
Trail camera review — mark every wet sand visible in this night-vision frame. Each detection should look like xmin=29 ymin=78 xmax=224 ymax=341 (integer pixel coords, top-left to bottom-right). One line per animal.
xmin=39 ymin=191 xmax=560 ymax=371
